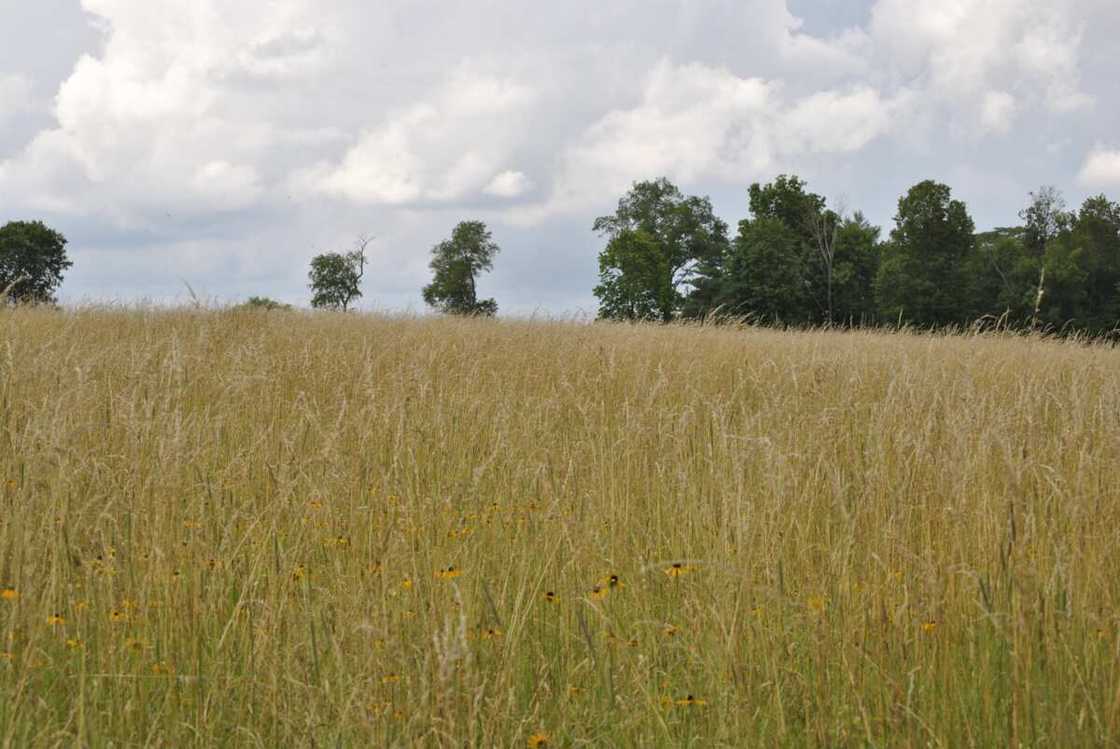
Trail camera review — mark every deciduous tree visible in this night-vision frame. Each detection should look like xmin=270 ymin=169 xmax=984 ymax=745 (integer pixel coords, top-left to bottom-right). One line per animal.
xmin=422 ymin=221 xmax=500 ymax=316
xmin=594 ymin=178 xmax=728 ymax=322
xmin=0 ymin=220 xmax=72 ymax=305
xmin=309 ymin=235 xmax=370 ymax=311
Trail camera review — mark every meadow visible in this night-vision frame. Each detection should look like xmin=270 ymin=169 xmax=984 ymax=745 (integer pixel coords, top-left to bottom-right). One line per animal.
xmin=1 ymin=307 xmax=1118 ymax=747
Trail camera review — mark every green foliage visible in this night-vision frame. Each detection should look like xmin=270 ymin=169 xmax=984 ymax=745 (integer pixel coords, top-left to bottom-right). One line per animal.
xmin=965 ymin=228 xmax=1038 ymax=324
xmin=309 ymin=239 xmax=368 ymax=311
xmin=692 ymin=175 xmax=878 ymax=326
xmin=876 ymin=180 xmax=975 ymax=327
xmin=0 ymin=220 xmax=72 ymax=305
xmin=1039 ymin=195 xmax=1120 ymax=334
xmin=747 ymin=175 xmax=825 ymax=244
xmin=593 ymin=178 xmax=728 ymax=322
xmin=830 ymin=214 xmax=882 ymax=325
xmin=422 ymin=221 xmax=500 ymax=316
xmin=235 ymin=296 xmax=292 ymax=311
xmin=1019 ymin=186 xmax=1071 ymax=258
xmin=716 ymin=217 xmax=809 ymax=323
xmin=594 ymin=229 xmax=673 ymax=321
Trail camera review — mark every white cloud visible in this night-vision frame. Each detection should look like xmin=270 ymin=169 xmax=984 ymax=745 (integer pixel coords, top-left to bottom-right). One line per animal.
xmin=868 ymin=0 xmax=1091 ymax=116
xmin=305 ymin=71 xmax=535 ymax=206
xmin=1078 ymin=147 xmax=1120 ymax=187
xmin=484 ymin=171 xmax=533 ymax=199
xmin=979 ymin=90 xmax=1019 ymax=134
xmin=526 ymin=62 xmax=898 ymax=221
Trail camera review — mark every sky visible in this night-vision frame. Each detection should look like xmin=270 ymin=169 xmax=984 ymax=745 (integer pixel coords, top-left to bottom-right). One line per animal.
xmin=2 ymin=0 xmax=1119 ymax=314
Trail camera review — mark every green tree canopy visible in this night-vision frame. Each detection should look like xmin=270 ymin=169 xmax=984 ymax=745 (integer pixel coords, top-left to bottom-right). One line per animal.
xmin=593 ymin=178 xmax=728 ymax=322
xmin=830 ymin=213 xmax=881 ymax=325
xmin=309 ymin=236 xmax=370 ymax=311
xmin=1040 ymin=195 xmax=1120 ymax=334
xmin=422 ymin=221 xmax=500 ymax=316
xmin=692 ymin=175 xmax=871 ymax=326
xmin=876 ymin=180 xmax=975 ymax=327
xmin=0 ymin=220 xmax=72 ymax=305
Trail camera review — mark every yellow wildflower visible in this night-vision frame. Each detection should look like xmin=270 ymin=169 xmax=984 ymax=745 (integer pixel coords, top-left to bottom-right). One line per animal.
xmin=382 ymin=673 xmax=401 ymax=684
xmin=480 ymin=627 xmax=503 ymax=640
xmin=662 ymin=624 xmax=681 ymax=637
xmin=807 ymin=595 xmax=827 ymax=614
xmin=1 ymin=588 xmax=17 ymax=601
xmin=543 ymin=591 xmax=558 ymax=604
xmin=46 ymin=613 xmax=65 ymax=626
xmin=675 ymin=695 xmax=708 ymax=707
xmin=664 ymin=562 xmax=692 ymax=578
xmin=590 ymin=585 xmax=608 ymax=601
xmin=65 ymin=638 xmax=83 ymax=650
xmin=921 ymin=620 xmax=937 ymax=634
xmin=435 ymin=565 xmax=463 ymax=580
xmin=109 ymin=610 xmax=129 ymax=624
xmin=527 ymin=732 xmax=550 ymax=747
xmin=400 ymin=578 xmax=413 ymax=590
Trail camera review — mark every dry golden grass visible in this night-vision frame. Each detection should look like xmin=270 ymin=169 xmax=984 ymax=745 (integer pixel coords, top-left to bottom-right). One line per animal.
xmin=1 ymin=307 xmax=1118 ymax=747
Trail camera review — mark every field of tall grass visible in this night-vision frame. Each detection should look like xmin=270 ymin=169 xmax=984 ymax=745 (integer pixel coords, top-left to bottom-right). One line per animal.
xmin=1 ymin=307 xmax=1118 ymax=747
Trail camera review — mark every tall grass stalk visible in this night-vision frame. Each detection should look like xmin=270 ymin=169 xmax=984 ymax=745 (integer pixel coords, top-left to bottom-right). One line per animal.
xmin=0 ymin=307 xmax=1118 ymax=746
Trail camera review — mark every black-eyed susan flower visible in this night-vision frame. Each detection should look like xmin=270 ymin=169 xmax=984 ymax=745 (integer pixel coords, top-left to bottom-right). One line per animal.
xmin=543 ymin=591 xmax=558 ymax=604
xmin=589 ymin=585 xmax=608 ymax=601
xmin=109 ymin=610 xmax=129 ymax=624
xmin=527 ymin=732 xmax=550 ymax=747
xmin=480 ymin=627 xmax=503 ymax=640
xmin=435 ymin=565 xmax=463 ymax=580
xmin=291 ymin=564 xmax=307 ymax=581
xmin=664 ymin=563 xmax=692 ymax=578
xmin=382 ymin=673 xmax=401 ymax=684
xmin=1 ymin=588 xmax=17 ymax=601
xmin=46 ymin=613 xmax=65 ymax=626
xmin=400 ymin=578 xmax=413 ymax=590
xmin=662 ymin=624 xmax=681 ymax=637
xmin=921 ymin=620 xmax=937 ymax=634
xmin=675 ymin=695 xmax=707 ymax=707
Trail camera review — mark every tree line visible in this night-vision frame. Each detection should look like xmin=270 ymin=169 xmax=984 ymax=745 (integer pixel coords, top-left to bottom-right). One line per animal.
xmin=594 ymin=177 xmax=1120 ymax=335
xmin=3 ymin=175 xmax=1118 ymax=337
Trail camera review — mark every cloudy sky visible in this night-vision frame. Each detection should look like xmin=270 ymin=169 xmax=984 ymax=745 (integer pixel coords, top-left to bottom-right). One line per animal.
xmin=2 ymin=0 xmax=1119 ymax=313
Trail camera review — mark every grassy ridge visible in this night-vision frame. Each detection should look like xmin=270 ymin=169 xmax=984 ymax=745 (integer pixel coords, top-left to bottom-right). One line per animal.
xmin=1 ymin=308 xmax=1118 ymax=746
